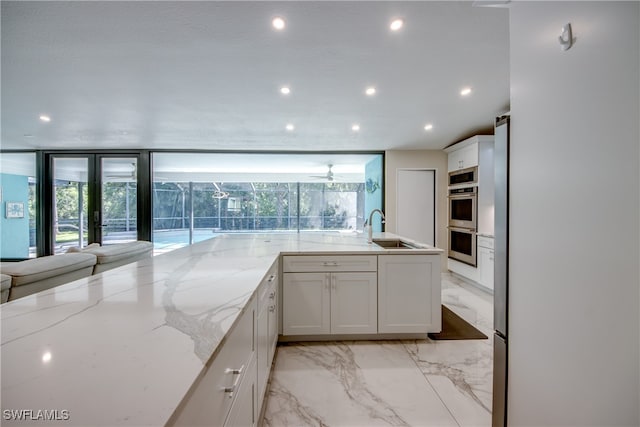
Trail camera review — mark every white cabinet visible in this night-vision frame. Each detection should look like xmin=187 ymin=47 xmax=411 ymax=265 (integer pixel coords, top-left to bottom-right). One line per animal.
xmin=378 ymin=255 xmax=441 ymax=333
xmin=445 ymin=135 xmax=493 ymax=173
xmin=256 ymin=261 xmax=278 ymax=411
xmin=447 ymin=143 xmax=479 ymax=171
xmin=282 ymin=255 xmax=378 ymax=336
xmin=224 ymin=356 xmax=257 ymax=427
xmin=283 ymin=272 xmax=330 ymax=335
xmin=331 ymin=272 xmax=377 ymax=334
xmin=168 ymin=296 xmax=256 ymax=427
xmin=477 ymin=236 xmax=494 ymax=291
xmin=282 ymin=272 xmax=377 ymax=335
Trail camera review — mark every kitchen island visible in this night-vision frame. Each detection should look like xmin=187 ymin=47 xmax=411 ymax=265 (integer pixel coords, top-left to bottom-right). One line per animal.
xmin=0 ymin=232 xmax=442 ymax=426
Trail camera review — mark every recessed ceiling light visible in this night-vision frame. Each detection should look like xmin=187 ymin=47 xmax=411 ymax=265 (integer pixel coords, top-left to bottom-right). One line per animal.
xmin=285 ymin=124 xmax=295 ymax=131
xmin=460 ymin=87 xmax=472 ymax=96
xmin=365 ymin=87 xmax=376 ymax=96
xmin=351 ymin=124 xmax=360 ymax=132
xmin=39 ymin=115 xmax=51 ymax=122
xmin=390 ymin=19 xmax=404 ymax=31
xmin=280 ymin=86 xmax=291 ymax=95
xmin=424 ymin=124 xmax=433 ymax=131
xmin=272 ymin=17 xmax=285 ymax=30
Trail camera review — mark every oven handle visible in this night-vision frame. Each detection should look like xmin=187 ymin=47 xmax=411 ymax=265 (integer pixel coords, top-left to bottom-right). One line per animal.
xmin=448 ymin=193 xmax=478 ymax=200
xmin=448 ymin=226 xmax=476 ymax=233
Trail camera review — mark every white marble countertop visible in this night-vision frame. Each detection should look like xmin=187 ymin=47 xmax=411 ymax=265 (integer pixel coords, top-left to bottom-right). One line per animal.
xmin=476 ymin=233 xmax=495 ymax=238
xmin=0 ymin=232 xmax=442 ymax=426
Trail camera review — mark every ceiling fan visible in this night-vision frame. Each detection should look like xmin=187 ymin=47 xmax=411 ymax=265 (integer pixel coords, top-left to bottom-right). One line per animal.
xmin=309 ymin=164 xmax=336 ymax=182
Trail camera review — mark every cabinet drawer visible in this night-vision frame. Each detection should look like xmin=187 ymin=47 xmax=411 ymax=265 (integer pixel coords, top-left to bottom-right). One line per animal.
xmin=477 ymin=236 xmax=494 ymax=249
xmin=258 ymin=261 xmax=278 ymax=308
xmin=282 ymin=255 xmax=377 ymax=272
xmin=168 ymin=297 xmax=256 ymax=427
xmin=225 ymin=354 xmax=257 ymax=427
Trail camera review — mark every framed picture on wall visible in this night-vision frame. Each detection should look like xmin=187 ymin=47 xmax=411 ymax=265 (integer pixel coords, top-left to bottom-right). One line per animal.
xmin=6 ymin=201 xmax=24 ymax=219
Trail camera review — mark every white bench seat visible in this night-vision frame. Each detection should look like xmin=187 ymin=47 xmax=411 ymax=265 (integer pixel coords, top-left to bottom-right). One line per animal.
xmin=81 ymin=241 xmax=153 ymax=274
xmin=1 ymin=274 xmax=11 ymax=303
xmin=2 ymin=253 xmax=97 ymax=301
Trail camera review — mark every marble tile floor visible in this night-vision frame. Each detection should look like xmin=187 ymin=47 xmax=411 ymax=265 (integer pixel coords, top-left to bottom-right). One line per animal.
xmin=262 ymin=273 xmax=494 ymax=427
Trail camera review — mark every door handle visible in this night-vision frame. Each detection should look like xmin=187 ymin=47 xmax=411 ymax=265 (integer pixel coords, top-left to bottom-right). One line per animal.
xmin=93 ymin=211 xmax=103 ymax=228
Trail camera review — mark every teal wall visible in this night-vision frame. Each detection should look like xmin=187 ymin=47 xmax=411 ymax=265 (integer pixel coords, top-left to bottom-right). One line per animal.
xmin=364 ymin=155 xmax=383 ymax=232
xmin=0 ymin=173 xmax=30 ymax=258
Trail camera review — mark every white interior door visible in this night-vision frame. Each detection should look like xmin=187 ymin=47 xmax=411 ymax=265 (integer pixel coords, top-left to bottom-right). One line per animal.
xmin=396 ymin=169 xmax=435 ymax=246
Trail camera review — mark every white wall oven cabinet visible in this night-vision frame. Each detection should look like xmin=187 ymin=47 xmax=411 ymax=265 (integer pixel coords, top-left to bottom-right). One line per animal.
xmin=445 ymin=135 xmax=494 ymax=279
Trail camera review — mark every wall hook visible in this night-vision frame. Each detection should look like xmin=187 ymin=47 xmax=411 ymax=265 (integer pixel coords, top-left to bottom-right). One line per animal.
xmin=558 ymin=23 xmax=574 ymax=51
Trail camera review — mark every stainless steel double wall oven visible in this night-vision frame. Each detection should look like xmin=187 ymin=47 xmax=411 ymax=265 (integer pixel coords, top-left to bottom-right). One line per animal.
xmin=447 ymin=167 xmax=478 ymax=266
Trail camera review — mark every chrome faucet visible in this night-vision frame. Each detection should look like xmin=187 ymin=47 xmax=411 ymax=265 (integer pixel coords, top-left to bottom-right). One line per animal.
xmin=366 ymin=209 xmax=385 ymax=243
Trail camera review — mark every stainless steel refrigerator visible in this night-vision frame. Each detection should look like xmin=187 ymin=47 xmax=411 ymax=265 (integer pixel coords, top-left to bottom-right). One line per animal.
xmin=492 ymin=115 xmax=509 ymax=427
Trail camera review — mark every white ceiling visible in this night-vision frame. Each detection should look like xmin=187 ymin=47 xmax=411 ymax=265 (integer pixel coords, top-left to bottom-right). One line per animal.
xmin=0 ymin=1 xmax=510 ymax=152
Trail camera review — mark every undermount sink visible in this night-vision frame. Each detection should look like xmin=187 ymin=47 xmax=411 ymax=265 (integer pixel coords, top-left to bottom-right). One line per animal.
xmin=372 ymin=239 xmax=417 ymax=249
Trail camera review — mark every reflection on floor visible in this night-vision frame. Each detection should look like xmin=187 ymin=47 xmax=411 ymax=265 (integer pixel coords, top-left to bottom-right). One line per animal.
xmin=262 ymin=273 xmax=494 ymax=427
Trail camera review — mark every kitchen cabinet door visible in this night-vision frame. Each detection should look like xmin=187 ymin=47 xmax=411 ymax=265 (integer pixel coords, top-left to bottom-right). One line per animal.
xmin=257 ymin=264 xmax=278 ymax=410
xmin=282 ymin=273 xmax=330 ymax=335
xmin=459 ymin=143 xmax=479 ymax=169
xmin=330 ymin=272 xmax=377 ymax=334
xmin=267 ymin=289 xmax=278 ymax=367
xmin=478 ymin=247 xmax=495 ymax=291
xmin=378 ymin=255 xmax=441 ymax=333
xmin=447 ymin=149 xmax=462 ymax=171
xmin=224 ymin=356 xmax=257 ymax=427
xmin=256 ymin=302 xmax=269 ymax=410
xmin=447 ymin=143 xmax=479 ymax=171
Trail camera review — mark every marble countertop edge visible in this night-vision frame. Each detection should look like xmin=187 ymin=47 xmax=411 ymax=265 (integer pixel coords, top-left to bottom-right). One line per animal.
xmin=0 ymin=231 xmax=442 ymax=427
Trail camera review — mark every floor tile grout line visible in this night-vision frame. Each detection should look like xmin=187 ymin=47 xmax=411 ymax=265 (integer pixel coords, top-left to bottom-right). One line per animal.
xmin=401 ymin=339 xmax=463 ymax=427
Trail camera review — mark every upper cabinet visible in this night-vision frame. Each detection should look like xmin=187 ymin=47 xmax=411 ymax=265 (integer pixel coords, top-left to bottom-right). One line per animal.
xmin=444 ymin=135 xmax=493 ymax=172
xmin=447 ymin=143 xmax=479 ymax=171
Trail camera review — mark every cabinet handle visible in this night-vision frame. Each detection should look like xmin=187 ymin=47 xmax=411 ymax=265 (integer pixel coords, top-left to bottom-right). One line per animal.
xmin=269 ymin=291 xmax=275 ymax=299
xmin=269 ymin=305 xmax=276 ymax=313
xmin=267 ymin=275 xmax=276 ymax=282
xmin=322 ymin=261 xmax=339 ymax=267
xmin=223 ymin=365 xmax=245 ymax=399
xmin=225 ymin=365 xmax=244 ymax=375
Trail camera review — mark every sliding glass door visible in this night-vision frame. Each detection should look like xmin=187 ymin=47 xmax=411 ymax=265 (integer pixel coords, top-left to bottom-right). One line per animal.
xmin=52 ymin=157 xmax=90 ymax=253
xmin=46 ymin=153 xmax=145 ymax=254
xmin=100 ymin=157 xmax=138 ymax=245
